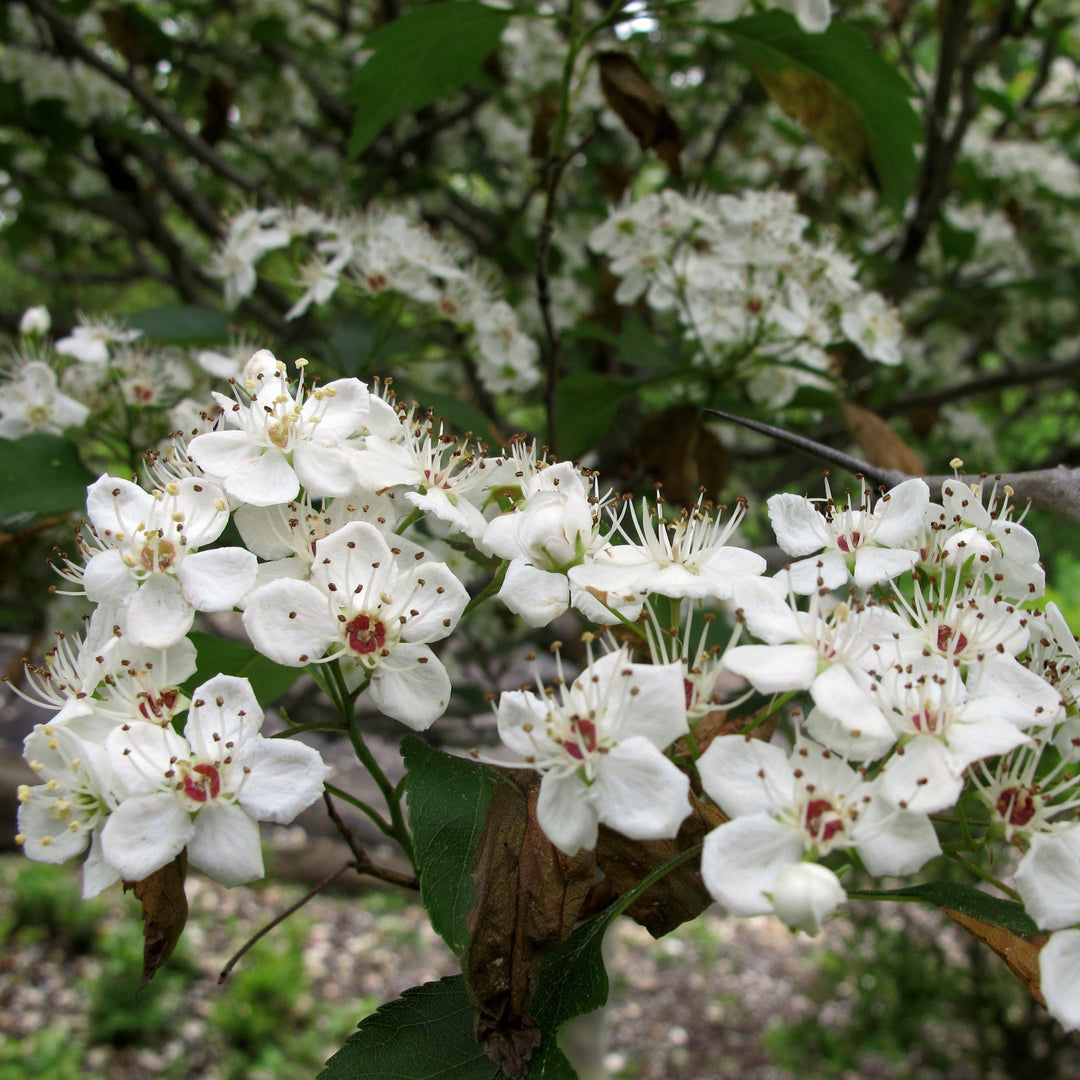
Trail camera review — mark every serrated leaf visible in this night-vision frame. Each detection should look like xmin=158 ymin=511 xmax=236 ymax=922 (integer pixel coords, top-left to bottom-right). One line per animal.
xmin=0 ymin=435 xmax=94 ymax=521
xmin=184 ymin=630 xmax=302 ymax=707
xmin=855 ymin=881 xmax=1039 ymax=935
xmin=402 ymin=734 xmax=502 ymax=958
xmin=721 ymin=11 xmax=920 ymax=212
xmin=319 ymin=976 xmax=507 ymax=1080
xmin=348 ymin=2 xmax=510 ymax=158
xmin=123 ymin=305 xmax=229 ymax=344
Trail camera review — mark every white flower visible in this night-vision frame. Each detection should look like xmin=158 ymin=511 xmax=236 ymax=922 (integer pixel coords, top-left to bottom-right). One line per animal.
xmin=840 ymin=292 xmax=903 ymax=365
xmin=698 ymin=736 xmax=939 ymax=920
xmin=187 ymin=353 xmax=371 ymax=507
xmin=55 ymin=316 xmax=140 ymax=364
xmin=0 ymin=360 xmax=89 ymax=438
xmin=19 ymin=306 xmax=51 ymax=336
xmin=16 ymin=723 xmax=120 ymax=898
xmin=768 ymin=478 xmax=929 ymax=593
xmin=78 ymin=474 xmax=257 ymax=648
xmin=771 ymin=862 xmax=847 ymax=935
xmin=483 ymin=462 xmax=607 ymax=626
xmin=569 ymin=495 xmax=766 ymax=615
xmin=495 ymin=647 xmax=690 ymax=854
xmin=100 ymin=674 xmax=329 ymax=885
xmin=242 ymin=521 xmax=469 ymax=729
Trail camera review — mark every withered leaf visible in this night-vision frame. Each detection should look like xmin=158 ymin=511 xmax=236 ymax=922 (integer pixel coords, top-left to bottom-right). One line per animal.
xmin=944 ymin=908 xmax=1048 ymax=1008
xmin=125 ymin=849 xmax=188 ymax=989
xmin=640 ymin=404 xmax=729 ymax=507
xmin=749 ymin=62 xmax=874 ymax=184
xmin=597 ymin=51 xmax=685 ymax=175
xmin=468 ymin=770 xmax=595 ymax=1078
xmin=595 ymin=793 xmax=724 ymax=939
xmin=842 ymin=401 xmax=925 ymax=476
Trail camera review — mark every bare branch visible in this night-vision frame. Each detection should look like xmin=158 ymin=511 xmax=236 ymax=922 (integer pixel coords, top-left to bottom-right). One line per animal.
xmin=707 ymin=409 xmax=1080 ymax=522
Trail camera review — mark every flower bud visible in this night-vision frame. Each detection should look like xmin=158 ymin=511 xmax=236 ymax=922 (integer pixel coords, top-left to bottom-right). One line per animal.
xmin=19 ymin=306 xmax=51 ymax=336
xmin=771 ymin=862 xmax=845 ymax=935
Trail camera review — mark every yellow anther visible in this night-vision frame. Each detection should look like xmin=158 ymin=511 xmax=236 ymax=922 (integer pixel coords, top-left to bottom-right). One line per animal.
xmin=17 ymin=785 xmax=31 ymax=804
xmin=166 ymin=482 xmax=180 ymax=496
xmin=214 ymin=498 xmax=227 ymax=512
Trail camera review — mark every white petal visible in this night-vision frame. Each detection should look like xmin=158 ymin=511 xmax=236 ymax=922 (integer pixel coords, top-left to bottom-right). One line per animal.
xmin=368 ymin=644 xmax=451 ymax=729
xmin=187 ymin=428 xmax=261 ymax=481
xmin=1015 ymin=827 xmax=1080 ymax=930
xmin=177 ymin=547 xmax=258 ymax=611
xmin=497 ymin=561 xmax=569 ymax=627
xmin=293 ymin=443 xmax=361 ymax=499
xmin=186 ymin=674 xmax=264 ymax=755
xmin=1041 ymin=930 xmax=1080 ymax=1031
xmin=17 ymin=790 xmax=91 ymax=863
xmin=125 ymin=575 xmax=194 ymax=648
xmin=591 ymin=654 xmax=687 ymax=749
xmin=85 ymin=474 xmax=152 ymax=537
xmin=243 ymin=579 xmax=338 ymax=666
xmin=852 ymin=792 xmax=941 ymax=875
xmin=398 ymin=563 xmax=470 ymax=642
xmin=852 ymin=547 xmax=919 ymax=589
xmin=593 ymin=737 xmax=691 ymax=841
xmin=238 ymin=738 xmax=329 ymax=822
xmin=698 ymin=735 xmax=795 ymax=818
xmin=782 ymin=552 xmax=850 ymax=594
xmin=82 ymin=549 xmax=137 ymax=606
xmin=722 ymin=644 xmax=819 ymax=694
xmin=496 ymin=690 xmax=554 ymax=759
xmin=767 ymin=494 xmax=833 ymax=556
xmin=870 ymin=479 xmax=929 ymax=547
xmin=537 ymin=770 xmax=597 ymax=855
xmin=225 ymin=447 xmax=299 ymax=507
xmin=82 ymin=828 xmax=121 ymax=899
xmin=101 ymin=794 xmax=194 ymax=881
xmin=189 ymin=802 xmax=264 ymax=886
xmin=809 ymin=665 xmax=896 ymax=758
xmin=879 ymin=737 xmax=963 ymax=814
xmin=701 ymin=815 xmax=804 ymax=916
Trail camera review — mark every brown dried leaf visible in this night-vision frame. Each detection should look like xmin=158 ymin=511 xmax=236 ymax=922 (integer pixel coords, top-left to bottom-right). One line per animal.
xmin=595 ymin=793 xmax=724 ymax=939
xmin=125 ymin=850 xmax=188 ymax=989
xmin=944 ymin=908 xmax=1048 ymax=1007
xmin=640 ymin=404 xmax=729 ymax=506
xmin=468 ymin=770 xmax=595 ymax=1078
xmin=842 ymin=401 xmax=925 ymax=476
xmin=597 ymin=51 xmax=685 ymax=175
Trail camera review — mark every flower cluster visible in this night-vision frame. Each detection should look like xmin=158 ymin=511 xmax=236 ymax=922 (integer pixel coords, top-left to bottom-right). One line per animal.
xmin=209 ymin=206 xmax=540 ymax=393
xmin=589 ymin=189 xmax=903 ymax=406
xmin=12 ymin=349 xmax=1080 ymax=1034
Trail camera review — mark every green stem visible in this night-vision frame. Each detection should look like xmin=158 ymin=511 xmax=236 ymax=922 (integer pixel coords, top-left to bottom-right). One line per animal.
xmin=742 ymin=690 xmax=797 ymax=734
xmin=461 ymin=560 xmax=508 ymax=618
xmin=394 ymin=507 xmax=423 ymax=536
xmin=324 ymin=782 xmax=395 ymax=838
xmin=947 ymin=851 xmax=1021 ymax=901
xmin=270 ymin=721 xmax=347 ymax=738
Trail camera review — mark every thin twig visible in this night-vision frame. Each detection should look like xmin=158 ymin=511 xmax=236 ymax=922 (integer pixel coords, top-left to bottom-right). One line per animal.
xmin=218 ymin=860 xmax=356 ymax=983
xmin=323 ymin=789 xmax=420 ymax=891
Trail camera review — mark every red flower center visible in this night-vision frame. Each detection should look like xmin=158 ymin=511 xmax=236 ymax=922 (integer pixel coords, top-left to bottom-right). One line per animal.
xmin=804 ymin=798 xmax=843 ymax=843
xmin=346 ymin=613 xmax=387 ymax=656
xmin=836 ymin=531 xmax=861 ymax=553
xmin=936 ymin=625 xmax=968 ymax=654
xmin=138 ymin=688 xmax=179 ymax=722
xmin=183 ymin=763 xmax=221 ymax=803
xmin=563 ymin=718 xmax=598 ymax=760
xmin=996 ymin=786 xmax=1037 ymax=827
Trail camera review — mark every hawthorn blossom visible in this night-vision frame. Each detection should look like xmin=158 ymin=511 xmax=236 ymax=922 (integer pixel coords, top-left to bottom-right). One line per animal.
xmin=1013 ymin=824 xmax=1080 ymax=931
xmin=242 ymin=522 xmax=469 ymax=729
xmin=698 ymin=735 xmax=939 ymax=928
xmin=187 ymin=352 xmax=372 ymax=506
xmin=16 ymin=723 xmax=120 ymax=898
xmin=100 ymin=675 xmax=328 ymax=885
xmin=1040 ymin=931 xmax=1080 ymax=1031
xmin=0 ymin=359 xmax=89 ymax=438
xmin=495 ymin=646 xmax=691 ymax=855
xmin=76 ymin=474 xmax=257 ymax=648
xmin=768 ymin=477 xmax=929 ymax=593
xmin=483 ymin=461 xmax=608 ymax=626
xmin=18 ymin=306 xmax=50 ymax=336
xmin=569 ymin=494 xmax=766 ymax=616
xmin=55 ymin=316 xmax=140 ymax=364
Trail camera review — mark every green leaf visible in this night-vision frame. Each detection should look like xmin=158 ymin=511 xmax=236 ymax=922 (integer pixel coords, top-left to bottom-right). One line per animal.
xmin=402 ymin=734 xmax=502 ymax=958
xmin=348 ymin=1 xmax=510 ymax=157
xmin=319 ymin=976 xmax=506 ymax=1080
xmin=525 ymin=843 xmax=703 ymax=1076
xmin=184 ymin=631 xmax=302 ymax=707
xmin=123 ymin=305 xmax=229 ymax=345
xmin=854 ymin=881 xmax=1039 ymax=936
xmin=0 ymin=435 xmax=94 ymax=521
xmin=721 ymin=11 xmax=920 ymax=213
xmin=555 ymin=372 xmax=634 ymax=461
